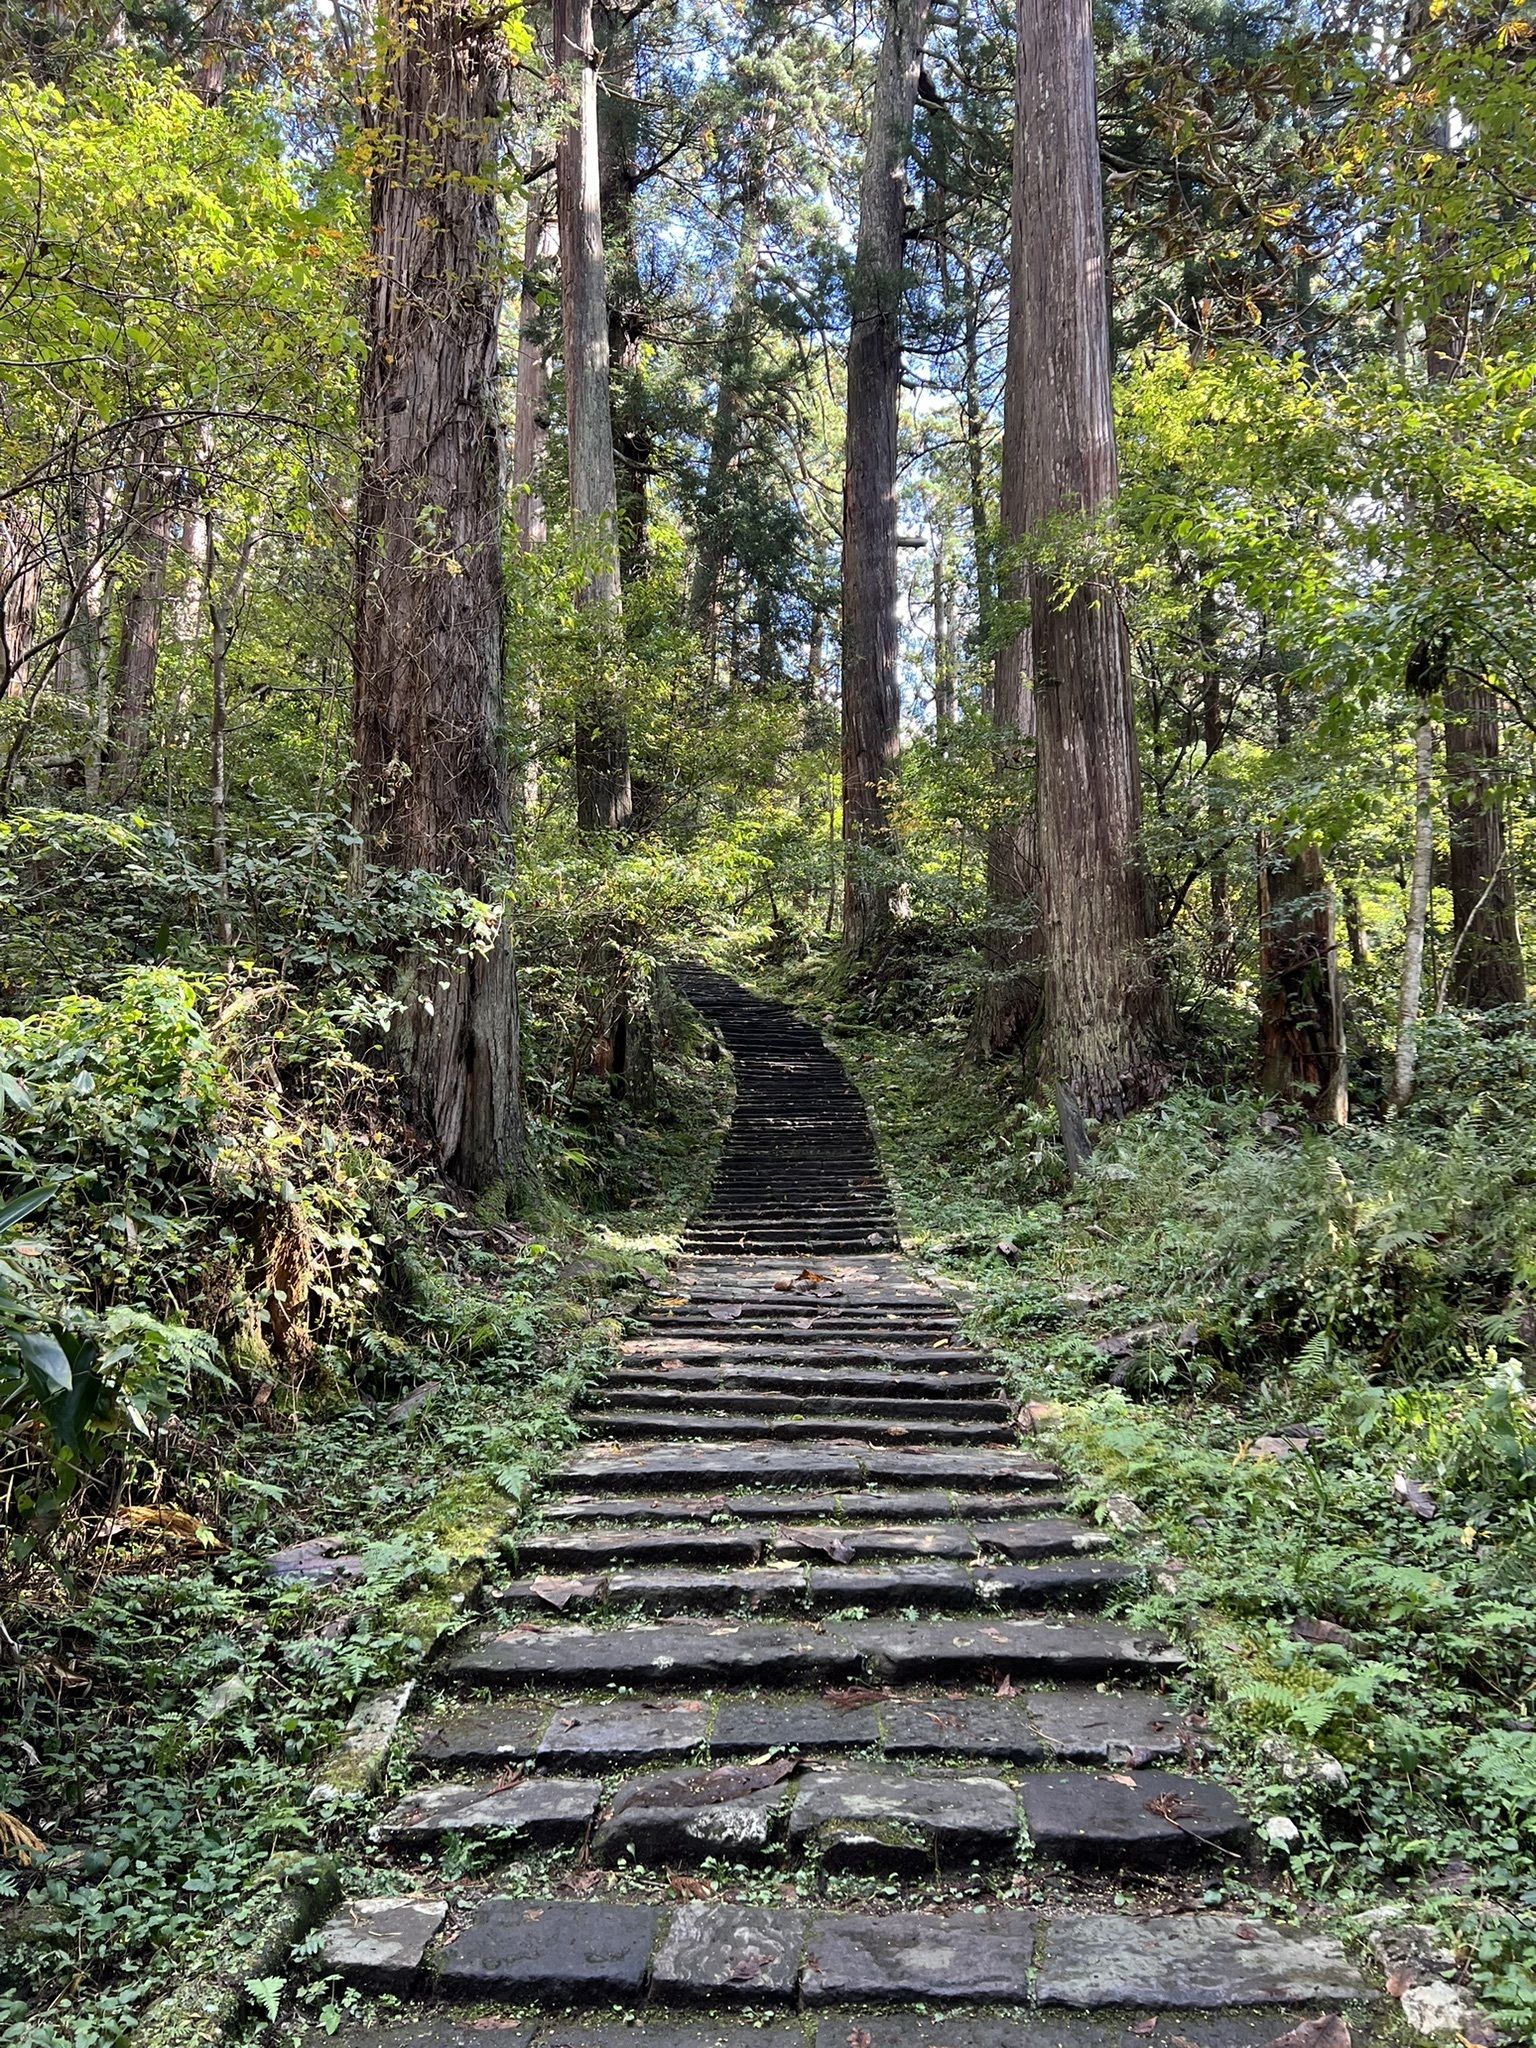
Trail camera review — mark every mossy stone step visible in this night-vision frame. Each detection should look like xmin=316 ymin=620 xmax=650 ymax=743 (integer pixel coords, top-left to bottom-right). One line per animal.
xmin=552 ymin=1445 xmax=1063 ymax=1492
xmin=573 ymin=1410 xmax=1011 ymax=1445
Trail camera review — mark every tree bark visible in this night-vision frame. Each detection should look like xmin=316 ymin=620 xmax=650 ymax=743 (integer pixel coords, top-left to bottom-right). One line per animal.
xmin=512 ymin=178 xmax=557 ymax=556
xmin=1257 ymin=834 xmax=1348 ymax=1123
xmin=1390 ymin=698 xmax=1436 ymax=1108
xmin=595 ymin=0 xmax=651 ymax=588
xmin=1443 ymin=676 xmax=1524 ymax=1007
xmin=1015 ymin=0 xmax=1166 ymax=1126
xmin=105 ymin=442 xmax=175 ymax=799
xmin=554 ymin=0 xmax=631 ymax=829
xmin=839 ymin=0 xmax=931 ymax=956
xmin=0 ymin=509 xmax=43 ymax=701
xmin=353 ymin=0 xmax=519 ymax=1190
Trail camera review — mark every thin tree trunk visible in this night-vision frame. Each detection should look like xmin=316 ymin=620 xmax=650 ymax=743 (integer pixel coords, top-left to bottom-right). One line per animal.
xmin=353 ymin=0 xmax=519 ymax=1190
xmin=1201 ymin=594 xmax=1235 ymax=986
xmin=554 ymin=0 xmax=631 ymax=829
xmin=1015 ymin=0 xmax=1166 ymax=1135
xmin=1 ymin=509 xmax=43 ymax=701
xmin=932 ymin=534 xmax=955 ymax=733
xmin=1443 ymin=676 xmax=1524 ymax=1007
xmin=1257 ymin=834 xmax=1348 ymax=1123
xmin=105 ymin=458 xmax=175 ymax=800
xmin=1391 ymin=701 xmax=1436 ymax=1108
xmin=840 ymin=0 xmax=931 ymax=957
xmin=205 ymin=513 xmax=255 ymax=950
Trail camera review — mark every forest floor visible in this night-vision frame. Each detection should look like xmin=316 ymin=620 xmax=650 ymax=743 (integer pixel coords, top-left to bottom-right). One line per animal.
xmin=0 ymin=1029 xmax=732 ymax=2048
xmin=4 ymin=965 xmax=1533 ymax=2046
xmin=776 ymin=960 xmax=1536 ymax=2042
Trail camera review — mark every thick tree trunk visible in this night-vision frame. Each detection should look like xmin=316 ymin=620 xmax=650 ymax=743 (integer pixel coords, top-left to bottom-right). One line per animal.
xmin=1443 ymin=676 xmax=1524 ymax=1007
xmin=595 ymin=2 xmax=650 ymax=588
xmin=840 ymin=0 xmax=931 ymax=956
xmin=687 ymin=107 xmax=775 ymax=644
xmin=1015 ymin=0 xmax=1166 ymax=1129
xmin=1 ymin=510 xmax=43 ymax=701
xmin=512 ymin=179 xmax=557 ymax=556
xmin=554 ymin=0 xmax=631 ymax=829
xmin=353 ymin=0 xmax=519 ymax=1190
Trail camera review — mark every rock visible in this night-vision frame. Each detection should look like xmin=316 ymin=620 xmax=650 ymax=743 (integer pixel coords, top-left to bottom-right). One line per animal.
xmin=436 ymin=1898 xmax=660 ymax=2000
xmin=538 ymin=1699 xmax=712 ymax=1769
xmin=372 ymin=1777 xmax=600 ymax=1847
xmin=788 ymin=1766 xmax=1018 ymax=1863
xmin=595 ymin=1762 xmax=794 ymax=1865
xmin=879 ymin=1696 xmax=1044 ymax=1763
xmin=801 ymin=1909 xmax=1037 ymax=2005
xmin=650 ymin=1904 xmax=807 ymax=2001
xmin=1018 ymin=1770 xmax=1249 ymax=1868
xmin=1101 ymin=1494 xmax=1149 ymax=1532
xmin=414 ymin=1707 xmax=548 ymax=1769
xmin=267 ymin=1536 xmax=365 ymax=1585
xmin=1291 ymin=1619 xmax=1358 ymax=1654
xmin=313 ymin=1896 xmax=446 ymax=1995
xmin=1035 ymin=1913 xmax=1370 ymax=2007
xmin=712 ymin=1694 xmax=881 ymax=1753
xmin=1257 ymin=1735 xmax=1348 ymax=1793
xmin=1398 ymin=1978 xmax=1498 ymax=2043
xmin=1258 ymin=2020 xmax=1353 ymax=2048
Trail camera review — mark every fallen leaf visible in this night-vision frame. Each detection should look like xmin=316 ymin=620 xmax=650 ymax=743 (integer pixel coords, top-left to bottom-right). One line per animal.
xmin=849 ymin=2032 xmax=872 ymax=2048
xmin=105 ymin=1504 xmax=225 ymax=1550
xmin=708 ymin=1306 xmax=743 ymax=1321
xmin=823 ymin=1686 xmax=891 ymax=1710
xmin=995 ymin=1673 xmax=1018 ymax=1697
xmin=668 ymin=1873 xmax=711 ymax=1900
xmin=1107 ymin=1772 xmax=1139 ymax=1787
xmin=1393 ymin=1471 xmax=1436 ymax=1519
xmin=1128 ymin=2022 xmax=1157 ymax=2038
xmin=529 ymin=1575 xmax=605 ymax=1609
xmin=1258 ymin=2019 xmax=1350 ymax=2048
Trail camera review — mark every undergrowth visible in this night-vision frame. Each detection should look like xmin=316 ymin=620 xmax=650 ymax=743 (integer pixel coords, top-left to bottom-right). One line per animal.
xmin=774 ymin=952 xmax=1536 ymax=2039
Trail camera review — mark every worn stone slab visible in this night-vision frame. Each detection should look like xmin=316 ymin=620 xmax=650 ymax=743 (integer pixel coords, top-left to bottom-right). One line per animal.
xmin=727 ymin=1492 xmax=843 ymax=1518
xmin=313 ymin=2028 xmax=532 ymax=2048
xmin=972 ymin=1520 xmax=1113 ymax=1558
xmin=596 ymin=1764 xmax=794 ymax=1865
xmin=540 ymin=1496 xmax=733 ymax=1523
xmin=790 ymin=1766 xmax=1019 ymax=1862
xmin=446 ymin=1622 xmax=858 ymax=1688
xmin=650 ymin=1905 xmax=808 ymax=2001
xmin=539 ymin=2029 xmax=804 ymax=2048
xmin=558 ymin=1446 xmax=865 ymax=1490
xmin=841 ymin=1619 xmax=1181 ymax=1681
xmin=774 ymin=1524 xmax=977 ymax=1562
xmin=413 ymin=1707 xmax=548 ymax=1769
xmin=801 ymin=1909 xmax=1037 ymax=2005
xmin=806 ymin=1562 xmax=976 ymax=1605
xmin=810 ymin=2015 xmax=1376 ymax=2048
xmin=879 ymin=1697 xmax=1046 ymax=1763
xmin=1019 ymin=1770 xmax=1248 ymax=1867
xmin=537 ymin=1699 xmax=712 ymax=1768
xmin=372 ymin=1777 xmax=600 ymax=1847
xmin=711 ymin=1694 xmax=881 ymax=1753
xmin=857 ymin=1451 xmax=1062 ymax=1489
xmin=515 ymin=1528 xmax=766 ymax=1568
xmin=437 ymin=1898 xmax=660 ymax=2000
xmin=970 ymin=1560 xmax=1138 ymax=1604
xmin=830 ymin=1491 xmax=959 ymax=1519
xmin=314 ymin=1896 xmax=445 ymax=1995
xmin=1026 ymin=1689 xmax=1199 ymax=1764
xmin=1035 ymin=1913 xmax=1371 ymax=2008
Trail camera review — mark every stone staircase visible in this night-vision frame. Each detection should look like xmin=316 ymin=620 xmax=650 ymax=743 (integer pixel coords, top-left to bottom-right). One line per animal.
xmin=311 ymin=972 xmax=1375 ymax=2045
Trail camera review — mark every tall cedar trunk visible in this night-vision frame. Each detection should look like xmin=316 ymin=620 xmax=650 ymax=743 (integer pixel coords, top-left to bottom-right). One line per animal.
xmin=596 ymin=3 xmax=650 ymax=588
xmin=973 ymin=32 xmax=1043 ymax=1060
xmin=1200 ymin=593 xmax=1235 ymax=985
xmin=1391 ymin=684 xmax=1437 ymax=1107
xmin=1016 ymin=0 xmax=1165 ymax=1133
xmin=1444 ymin=676 xmax=1524 ymax=1006
xmin=105 ymin=443 xmax=175 ymax=799
xmin=353 ymin=0 xmax=518 ymax=1189
xmin=1256 ymin=663 xmax=1347 ymax=1121
xmin=1 ymin=510 xmax=43 ymax=700
xmin=932 ymin=536 xmax=955 ymax=731
xmin=840 ymin=0 xmax=931 ymax=956
xmin=512 ymin=179 xmax=557 ymax=555
xmin=687 ymin=104 xmax=775 ymax=643
xmin=554 ymin=0 xmax=631 ymax=829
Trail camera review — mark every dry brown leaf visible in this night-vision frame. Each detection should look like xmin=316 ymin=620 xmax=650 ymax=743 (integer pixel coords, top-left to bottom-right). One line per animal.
xmin=106 ymin=1504 xmax=225 ymax=1550
xmin=1258 ymin=2019 xmax=1350 ymax=2048
xmin=667 ymin=1873 xmax=711 ymax=1900
xmin=1107 ymin=1772 xmax=1139 ymax=1787
xmin=994 ymin=1673 xmax=1018 ymax=1697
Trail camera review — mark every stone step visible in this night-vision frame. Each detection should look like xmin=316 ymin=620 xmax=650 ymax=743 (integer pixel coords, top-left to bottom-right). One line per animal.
xmin=575 ymin=1410 xmax=1011 ymax=1445
xmin=441 ymin=1616 xmax=1181 ymax=1690
xmin=510 ymin=1517 xmax=1106 ymax=1571
xmin=617 ymin=1343 xmax=996 ymax=1370
xmin=610 ymin=1368 xmax=1005 ymax=1401
xmin=312 ymin=1896 xmax=1370 ymax=2008
xmin=552 ymin=1444 xmax=1064 ymax=1493
xmin=307 ymin=2017 xmax=1365 ymax=2048
xmin=592 ymin=1385 xmax=1013 ymax=1421
xmin=538 ymin=1488 xmax=1075 ymax=1523
xmin=488 ymin=1556 xmax=1135 ymax=1617
xmin=414 ymin=1684 xmax=1209 ymax=1772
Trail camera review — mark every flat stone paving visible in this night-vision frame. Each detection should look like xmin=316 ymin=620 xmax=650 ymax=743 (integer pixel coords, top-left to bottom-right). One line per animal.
xmin=309 ymin=974 xmax=1377 ymax=2037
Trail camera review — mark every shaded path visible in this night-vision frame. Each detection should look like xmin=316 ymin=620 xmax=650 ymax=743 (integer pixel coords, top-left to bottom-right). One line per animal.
xmin=312 ymin=976 xmax=1374 ymax=2042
